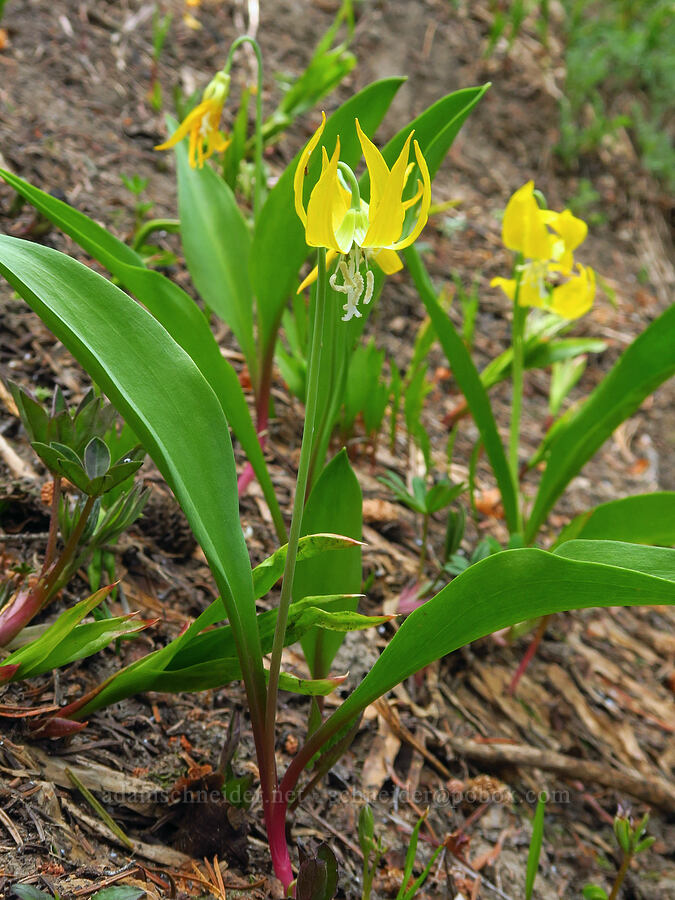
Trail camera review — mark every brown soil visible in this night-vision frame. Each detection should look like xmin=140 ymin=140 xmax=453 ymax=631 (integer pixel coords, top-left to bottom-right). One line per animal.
xmin=0 ymin=2 xmax=674 ymax=899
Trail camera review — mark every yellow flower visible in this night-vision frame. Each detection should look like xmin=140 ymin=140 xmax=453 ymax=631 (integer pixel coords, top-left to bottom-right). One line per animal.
xmin=491 ymin=181 xmax=595 ymax=319
xmin=155 ymin=72 xmax=231 ymax=168
xmin=295 ymin=114 xmax=431 ymax=321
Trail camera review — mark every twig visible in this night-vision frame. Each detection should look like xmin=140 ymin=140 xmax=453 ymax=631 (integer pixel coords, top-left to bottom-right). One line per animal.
xmin=444 ymin=736 xmax=675 ymax=810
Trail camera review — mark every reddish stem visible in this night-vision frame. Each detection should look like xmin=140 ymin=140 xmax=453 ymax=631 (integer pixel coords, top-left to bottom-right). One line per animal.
xmin=507 ymin=614 xmax=551 ymax=695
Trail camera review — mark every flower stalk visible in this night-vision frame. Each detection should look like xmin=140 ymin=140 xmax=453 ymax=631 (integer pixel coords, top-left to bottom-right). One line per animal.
xmin=262 ymin=246 xmax=329 ymax=889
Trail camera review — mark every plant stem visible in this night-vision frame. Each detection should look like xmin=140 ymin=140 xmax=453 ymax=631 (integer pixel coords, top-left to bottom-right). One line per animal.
xmin=608 ymin=852 xmax=632 ymax=900
xmin=43 ymin=494 xmax=97 ymax=597
xmin=264 ymin=247 xmax=328 ymax=888
xmin=42 ymin=475 xmax=62 ymax=573
xmin=508 ymin=265 xmax=525 ymax=533
xmin=225 ymin=36 xmax=264 ymax=221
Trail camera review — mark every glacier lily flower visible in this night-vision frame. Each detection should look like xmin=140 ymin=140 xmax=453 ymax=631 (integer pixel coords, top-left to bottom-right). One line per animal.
xmin=155 ymin=72 xmax=231 ymax=168
xmin=295 ymin=114 xmax=432 ymax=321
xmin=491 ymin=181 xmax=595 ymax=319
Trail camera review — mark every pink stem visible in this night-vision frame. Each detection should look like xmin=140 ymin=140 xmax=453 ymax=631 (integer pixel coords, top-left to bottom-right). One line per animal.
xmin=237 ymin=373 xmax=271 ymax=497
xmin=507 ymin=614 xmax=551 ymax=695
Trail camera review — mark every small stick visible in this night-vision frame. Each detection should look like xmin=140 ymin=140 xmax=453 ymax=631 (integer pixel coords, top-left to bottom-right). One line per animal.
xmin=444 ymin=736 xmax=675 ymax=810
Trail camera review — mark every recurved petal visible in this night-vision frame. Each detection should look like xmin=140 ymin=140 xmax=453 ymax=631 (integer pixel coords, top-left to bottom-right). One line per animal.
xmin=550 ymin=265 xmax=596 ymax=319
xmin=356 ymin=118 xmax=390 ymax=214
xmin=294 ymin=112 xmax=327 ymax=227
xmin=305 ymin=140 xmax=344 ymax=251
xmin=391 ymin=140 xmax=431 ymax=250
xmin=297 ymin=250 xmax=340 ymax=293
xmin=369 ymin=247 xmax=403 ymax=275
xmin=490 ymin=276 xmax=517 ymax=302
xmin=547 ymin=208 xmax=588 ymax=271
xmin=154 ymin=100 xmax=210 ymax=151
xmin=363 ymin=131 xmax=414 ymax=247
xmin=502 ymin=181 xmax=552 ymax=260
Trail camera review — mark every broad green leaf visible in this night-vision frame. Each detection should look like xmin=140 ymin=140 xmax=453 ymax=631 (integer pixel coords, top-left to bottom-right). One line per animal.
xmin=404 ymin=245 xmax=519 ymax=532
xmin=253 ymin=532 xmax=363 ymax=599
xmin=318 ymin=545 xmax=675 ymax=743
xmin=251 ymin=77 xmax=406 ymax=354
xmin=0 ymin=169 xmax=285 ymax=539
xmin=554 ymin=539 xmax=675 ymax=582
xmin=174 ymin=134 xmax=258 ymax=381
xmin=296 ymin=450 xmax=363 ymax=678
xmin=0 ymin=168 xmax=144 ymax=267
xmin=555 ymin=492 xmax=675 ymax=547
xmin=526 ymin=304 xmax=675 ymax=541
xmin=0 ymin=236 xmax=266 ymax=716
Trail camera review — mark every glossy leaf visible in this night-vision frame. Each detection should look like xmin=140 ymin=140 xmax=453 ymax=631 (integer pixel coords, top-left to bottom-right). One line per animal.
xmin=253 ymin=532 xmax=363 ymax=599
xmin=174 ymin=132 xmax=258 ymax=380
xmin=0 ymin=169 xmax=285 ymax=539
xmin=296 ymin=450 xmax=363 ymax=678
xmin=0 ymin=236 xmax=266 ymax=714
xmin=555 ymin=492 xmax=675 ymax=547
xmin=317 ymin=543 xmax=675 ymax=746
xmin=526 ymin=303 xmax=675 ymax=541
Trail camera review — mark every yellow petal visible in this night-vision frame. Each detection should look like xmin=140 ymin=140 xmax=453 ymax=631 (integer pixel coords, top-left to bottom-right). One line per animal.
xmin=550 ymin=265 xmax=595 ymax=319
xmin=502 ymin=181 xmax=552 ymax=260
xmin=294 ymin=112 xmax=327 ymax=227
xmin=369 ymin=247 xmax=403 ymax=275
xmin=490 ymin=276 xmax=517 ymax=302
xmin=363 ymin=131 xmax=414 ymax=247
xmin=391 ymin=140 xmax=431 ymax=250
xmin=154 ymin=100 xmax=210 ymax=151
xmin=305 ymin=140 xmax=344 ymax=252
xmin=356 ymin=118 xmax=390 ymax=214
xmin=297 ymin=250 xmax=340 ymax=293
xmin=545 ymin=208 xmax=588 ymax=272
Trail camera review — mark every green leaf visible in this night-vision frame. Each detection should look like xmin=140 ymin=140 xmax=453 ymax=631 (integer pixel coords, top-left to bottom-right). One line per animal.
xmin=318 ymin=545 xmax=675 ymax=745
xmin=252 ymin=532 xmax=363 ymax=599
xmin=0 ymin=168 xmax=285 ymax=540
xmin=2 ymin=586 xmax=114 ymax=679
xmin=91 ymin=887 xmax=146 ymax=900
xmin=525 ymin=792 xmax=546 ymax=900
xmin=0 ymin=236 xmax=266 ymax=711
xmin=173 ymin=132 xmax=258 ymax=381
xmin=555 ymin=492 xmax=675 ymax=547
xmin=554 ymin=539 xmax=675 ymax=581
xmin=526 ymin=303 xmax=675 ymax=542
xmin=251 ymin=77 xmax=406 ymax=355
xmin=404 ymin=245 xmax=519 ymax=532
xmin=296 ymin=450 xmax=363 ymax=678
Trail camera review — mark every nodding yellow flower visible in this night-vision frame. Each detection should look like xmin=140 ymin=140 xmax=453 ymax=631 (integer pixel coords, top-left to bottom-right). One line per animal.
xmin=295 ymin=113 xmax=431 ymax=321
xmin=155 ymin=72 xmax=231 ymax=168
xmin=491 ymin=181 xmax=595 ymax=319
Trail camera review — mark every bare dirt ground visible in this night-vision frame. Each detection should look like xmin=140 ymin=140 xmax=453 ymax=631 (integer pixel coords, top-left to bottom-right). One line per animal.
xmin=0 ymin=1 xmax=674 ymax=898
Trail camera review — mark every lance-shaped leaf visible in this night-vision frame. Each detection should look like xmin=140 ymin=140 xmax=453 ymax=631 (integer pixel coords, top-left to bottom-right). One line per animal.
xmin=555 ymin=492 xmax=675 ymax=547
xmin=0 ymin=236 xmax=267 ymax=720
xmin=173 ymin=128 xmax=258 ymax=382
xmin=305 ymin=543 xmax=675 ymax=762
xmin=0 ymin=169 xmax=285 ymax=541
xmin=253 ymin=532 xmax=363 ymax=599
xmin=526 ymin=303 xmax=675 ymax=542
xmin=404 ymin=245 xmax=519 ymax=532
